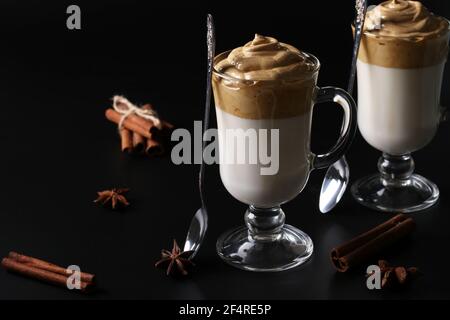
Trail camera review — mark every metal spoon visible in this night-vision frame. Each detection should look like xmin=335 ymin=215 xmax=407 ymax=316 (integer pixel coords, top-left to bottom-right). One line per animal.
xmin=183 ymin=14 xmax=215 ymax=258
xmin=319 ymin=0 xmax=367 ymax=213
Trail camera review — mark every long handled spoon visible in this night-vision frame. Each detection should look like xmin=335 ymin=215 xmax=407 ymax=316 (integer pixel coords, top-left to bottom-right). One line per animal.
xmin=183 ymin=14 xmax=215 ymax=258
xmin=319 ymin=0 xmax=367 ymax=213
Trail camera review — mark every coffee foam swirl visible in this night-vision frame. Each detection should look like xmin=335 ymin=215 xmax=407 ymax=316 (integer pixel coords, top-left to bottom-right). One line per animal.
xmin=215 ymin=34 xmax=316 ymax=81
xmin=364 ymin=0 xmax=449 ymax=41
xmin=212 ymin=35 xmax=318 ymax=119
xmin=359 ymin=1 xmax=449 ymax=68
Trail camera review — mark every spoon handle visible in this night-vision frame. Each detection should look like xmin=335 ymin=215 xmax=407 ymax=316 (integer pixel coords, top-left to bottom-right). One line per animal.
xmin=199 ymin=14 xmax=215 ymax=210
xmin=348 ymin=0 xmax=368 ymax=95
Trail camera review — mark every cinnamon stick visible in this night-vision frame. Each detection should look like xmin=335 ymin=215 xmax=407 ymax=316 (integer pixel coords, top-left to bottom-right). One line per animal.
xmin=105 ymin=108 xmax=152 ymax=139
xmin=331 ymin=214 xmax=415 ymax=272
xmin=106 ymin=103 xmax=174 ymax=155
xmin=112 ymin=102 xmax=155 ymax=132
xmin=128 ymin=103 xmax=161 ymax=133
xmin=132 ymin=132 xmax=146 ymax=154
xmin=8 ymin=252 xmax=95 ymax=284
xmin=146 ymin=138 xmax=164 ymax=157
xmin=152 ymin=120 xmax=175 ymax=138
xmin=120 ymin=128 xmax=132 ymax=153
xmin=142 ymin=103 xmax=175 ymax=136
xmin=125 ymin=112 xmax=154 ymax=133
xmin=119 ymin=103 xmax=160 ymax=134
xmin=141 ymin=104 xmax=174 ymax=136
xmin=1 ymin=258 xmax=92 ymax=291
xmin=107 ymin=105 xmax=173 ymax=137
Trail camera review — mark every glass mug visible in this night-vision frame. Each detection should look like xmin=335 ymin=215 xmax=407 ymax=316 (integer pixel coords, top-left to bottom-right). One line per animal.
xmin=212 ymin=50 xmax=357 ymax=272
xmin=351 ymin=19 xmax=450 ymax=213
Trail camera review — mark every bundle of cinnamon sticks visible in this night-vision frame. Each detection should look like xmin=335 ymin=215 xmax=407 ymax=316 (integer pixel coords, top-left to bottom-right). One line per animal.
xmin=1 ymin=252 xmax=95 ymax=292
xmin=106 ymin=103 xmax=174 ymax=156
xmin=331 ymin=214 xmax=416 ymax=272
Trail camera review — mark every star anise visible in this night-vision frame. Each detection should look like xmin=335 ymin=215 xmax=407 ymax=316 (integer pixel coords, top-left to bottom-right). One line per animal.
xmin=366 ymin=260 xmax=422 ymax=289
xmin=94 ymin=188 xmax=130 ymax=209
xmin=155 ymin=239 xmax=194 ymax=276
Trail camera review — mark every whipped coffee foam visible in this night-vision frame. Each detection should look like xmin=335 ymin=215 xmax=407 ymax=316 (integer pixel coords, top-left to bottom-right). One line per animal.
xmin=213 ymin=35 xmax=318 ymax=119
xmin=215 ymin=34 xmax=316 ymax=81
xmin=365 ymin=0 xmax=448 ymax=40
xmin=359 ymin=0 xmax=449 ymax=68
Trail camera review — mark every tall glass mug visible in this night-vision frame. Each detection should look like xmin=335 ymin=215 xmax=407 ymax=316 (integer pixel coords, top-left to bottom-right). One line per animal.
xmin=212 ymin=35 xmax=357 ymax=272
xmin=351 ymin=1 xmax=450 ymax=213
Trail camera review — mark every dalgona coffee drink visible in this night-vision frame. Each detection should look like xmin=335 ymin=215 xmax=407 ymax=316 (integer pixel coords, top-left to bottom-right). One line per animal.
xmin=212 ymin=34 xmax=357 ymax=272
xmin=212 ymin=34 xmax=320 ymax=208
xmin=357 ymin=0 xmax=450 ymax=155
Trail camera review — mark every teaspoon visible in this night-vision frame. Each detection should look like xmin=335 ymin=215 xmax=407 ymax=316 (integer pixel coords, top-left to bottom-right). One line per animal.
xmin=183 ymin=14 xmax=215 ymax=257
xmin=319 ymin=0 xmax=367 ymax=213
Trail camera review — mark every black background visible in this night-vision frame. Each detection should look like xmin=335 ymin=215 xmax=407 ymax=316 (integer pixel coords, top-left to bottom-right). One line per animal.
xmin=0 ymin=0 xmax=449 ymax=300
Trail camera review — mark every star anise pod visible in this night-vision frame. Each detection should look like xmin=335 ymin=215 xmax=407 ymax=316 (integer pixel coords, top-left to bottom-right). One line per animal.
xmin=94 ymin=188 xmax=130 ymax=209
xmin=155 ymin=239 xmax=194 ymax=276
xmin=367 ymin=260 xmax=422 ymax=289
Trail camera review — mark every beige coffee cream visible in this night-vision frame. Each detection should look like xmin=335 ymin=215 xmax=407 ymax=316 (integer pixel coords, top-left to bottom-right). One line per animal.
xmin=357 ymin=0 xmax=450 ymax=155
xmin=212 ymin=35 xmax=320 ymax=208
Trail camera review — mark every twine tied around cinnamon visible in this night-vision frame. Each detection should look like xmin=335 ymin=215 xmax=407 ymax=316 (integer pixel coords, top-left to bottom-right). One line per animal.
xmin=112 ymin=95 xmax=162 ymax=132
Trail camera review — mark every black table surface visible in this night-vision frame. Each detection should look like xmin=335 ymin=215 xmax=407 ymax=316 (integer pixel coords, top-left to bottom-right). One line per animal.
xmin=0 ymin=0 xmax=450 ymax=300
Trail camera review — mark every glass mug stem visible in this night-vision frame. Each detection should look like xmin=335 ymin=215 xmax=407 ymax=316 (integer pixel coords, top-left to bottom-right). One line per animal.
xmin=245 ymin=206 xmax=285 ymax=242
xmin=378 ymin=153 xmax=414 ymax=188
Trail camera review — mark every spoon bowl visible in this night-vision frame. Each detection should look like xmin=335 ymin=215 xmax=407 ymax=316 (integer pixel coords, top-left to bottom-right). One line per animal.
xmin=319 ymin=156 xmax=349 ymax=213
xmin=184 ymin=208 xmax=208 ymax=258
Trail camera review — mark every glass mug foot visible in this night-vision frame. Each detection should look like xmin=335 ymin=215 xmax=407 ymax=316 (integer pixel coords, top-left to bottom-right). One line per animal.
xmin=351 ymin=153 xmax=439 ymax=213
xmin=216 ymin=207 xmax=313 ymax=272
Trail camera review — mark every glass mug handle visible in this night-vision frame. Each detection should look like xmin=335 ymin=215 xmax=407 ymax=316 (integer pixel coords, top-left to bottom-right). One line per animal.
xmin=311 ymin=86 xmax=357 ymax=169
